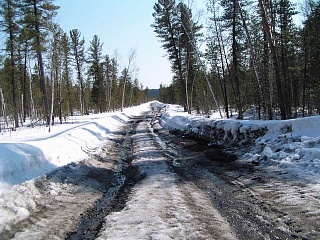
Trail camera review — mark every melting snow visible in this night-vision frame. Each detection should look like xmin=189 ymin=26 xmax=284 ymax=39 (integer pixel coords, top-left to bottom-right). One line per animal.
xmin=158 ymin=102 xmax=320 ymax=184
xmin=0 ymin=101 xmax=319 ymax=237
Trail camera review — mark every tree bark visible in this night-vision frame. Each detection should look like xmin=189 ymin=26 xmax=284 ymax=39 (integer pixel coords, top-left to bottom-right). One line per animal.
xmin=6 ymin=0 xmax=19 ymax=128
xmin=237 ymin=0 xmax=266 ymax=119
xmin=259 ymin=0 xmax=287 ymax=119
xmin=32 ymin=0 xmax=49 ymax=124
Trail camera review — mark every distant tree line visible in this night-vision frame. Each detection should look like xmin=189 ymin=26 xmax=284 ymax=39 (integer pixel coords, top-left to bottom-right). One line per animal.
xmin=153 ymin=0 xmax=320 ymax=120
xmin=0 ymin=0 xmax=149 ymax=131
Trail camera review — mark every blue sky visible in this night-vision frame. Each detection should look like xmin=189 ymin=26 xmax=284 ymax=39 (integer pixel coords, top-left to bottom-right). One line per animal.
xmin=54 ymin=0 xmax=173 ymax=89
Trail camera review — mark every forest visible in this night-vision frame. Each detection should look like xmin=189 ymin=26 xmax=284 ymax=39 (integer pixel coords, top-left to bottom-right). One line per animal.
xmin=154 ymin=0 xmax=320 ymax=120
xmin=0 ymin=0 xmax=320 ymax=132
xmin=0 ymin=0 xmax=150 ymax=131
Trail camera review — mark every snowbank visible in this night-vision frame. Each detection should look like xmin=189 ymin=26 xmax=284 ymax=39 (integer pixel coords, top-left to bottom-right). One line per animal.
xmin=160 ymin=104 xmax=320 ymax=184
xmin=0 ymin=103 xmax=151 ymax=193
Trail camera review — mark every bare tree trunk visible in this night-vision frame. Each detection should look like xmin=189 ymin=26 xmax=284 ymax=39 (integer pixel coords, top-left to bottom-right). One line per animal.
xmin=0 ymin=86 xmax=8 ymax=132
xmin=185 ymin=54 xmax=191 ymax=114
xmin=259 ymin=0 xmax=287 ymax=119
xmin=238 ymin=0 xmax=265 ymax=119
xmin=22 ymin=41 xmax=29 ymax=122
xmin=48 ymin=72 xmax=54 ymax=132
xmin=32 ymin=1 xmax=49 ymax=124
xmin=232 ymin=0 xmax=243 ymax=119
xmin=121 ymin=49 xmax=136 ymax=112
xmin=28 ymin=60 xmax=35 ymax=127
xmin=213 ymin=9 xmax=230 ymax=118
xmin=5 ymin=0 xmax=19 ymax=129
xmin=302 ymin=32 xmax=308 ymax=117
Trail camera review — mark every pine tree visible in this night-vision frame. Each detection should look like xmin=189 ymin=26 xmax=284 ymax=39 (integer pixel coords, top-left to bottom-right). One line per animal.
xmin=152 ymin=0 xmax=184 ymax=107
xmin=61 ymin=32 xmax=73 ymax=117
xmin=121 ymin=48 xmax=136 ymax=111
xmin=220 ymin=0 xmax=247 ymax=119
xmin=88 ymin=35 xmax=105 ymax=113
xmin=103 ymin=54 xmax=112 ymax=111
xmin=304 ymin=2 xmax=320 ymax=114
xmin=152 ymin=0 xmax=202 ymax=113
xmin=20 ymin=0 xmax=59 ymax=125
xmin=277 ymin=0 xmax=297 ymax=117
xmin=110 ymin=56 xmax=119 ymax=110
xmin=207 ymin=0 xmax=230 ymax=118
xmin=70 ymin=29 xmax=87 ymax=115
xmin=259 ymin=0 xmax=288 ymax=119
xmin=0 ymin=0 xmax=20 ymax=128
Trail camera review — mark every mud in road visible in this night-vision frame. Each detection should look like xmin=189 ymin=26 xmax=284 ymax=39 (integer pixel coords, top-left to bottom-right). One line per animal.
xmin=95 ymin=113 xmax=236 ymax=240
xmin=0 ymin=126 xmax=131 ymax=240
xmin=153 ymin=119 xmax=319 ymax=240
xmin=2 ymin=105 xmax=319 ymax=239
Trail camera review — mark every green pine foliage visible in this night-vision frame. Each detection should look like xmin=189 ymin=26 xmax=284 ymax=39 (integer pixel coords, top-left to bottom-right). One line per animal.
xmin=1 ymin=0 xmax=320 ymax=130
xmin=157 ymin=0 xmax=320 ymax=120
xmin=0 ymin=0 xmax=148 ymax=130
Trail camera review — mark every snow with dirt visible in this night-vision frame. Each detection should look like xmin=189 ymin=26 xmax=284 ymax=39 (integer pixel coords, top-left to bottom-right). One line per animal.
xmin=160 ymin=103 xmax=320 ymax=184
xmin=0 ymin=101 xmax=319 ymax=238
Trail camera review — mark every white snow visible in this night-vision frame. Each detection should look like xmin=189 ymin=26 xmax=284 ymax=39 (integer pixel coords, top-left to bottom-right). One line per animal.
xmin=0 ymin=103 xmax=150 ymax=194
xmin=0 ymin=101 xmax=319 ymax=237
xmin=158 ymin=102 xmax=320 ymax=184
xmin=96 ymin=117 xmax=236 ymax=239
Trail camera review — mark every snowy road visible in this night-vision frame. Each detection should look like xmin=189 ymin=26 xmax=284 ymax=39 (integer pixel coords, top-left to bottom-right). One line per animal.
xmin=96 ymin=117 xmax=236 ymax=240
xmin=1 ymin=104 xmax=319 ymax=239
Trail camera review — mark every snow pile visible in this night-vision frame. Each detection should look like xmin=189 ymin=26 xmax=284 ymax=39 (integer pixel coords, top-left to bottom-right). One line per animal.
xmin=0 ymin=103 xmax=151 ymax=194
xmin=160 ymin=103 xmax=320 ymax=183
xmin=0 ymin=180 xmax=41 ymax=233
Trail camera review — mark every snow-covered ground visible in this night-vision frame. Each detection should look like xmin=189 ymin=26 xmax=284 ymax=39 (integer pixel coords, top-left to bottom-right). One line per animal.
xmin=96 ymin=119 xmax=236 ymax=240
xmin=159 ymin=103 xmax=320 ymax=185
xmin=0 ymin=103 xmax=151 ymax=194
xmin=1 ymin=100 xmax=319 ymax=195
xmin=0 ymin=101 xmax=319 ymax=238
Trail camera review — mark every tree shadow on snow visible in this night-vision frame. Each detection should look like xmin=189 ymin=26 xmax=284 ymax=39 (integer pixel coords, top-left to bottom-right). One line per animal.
xmin=0 ymin=143 xmax=57 ymax=187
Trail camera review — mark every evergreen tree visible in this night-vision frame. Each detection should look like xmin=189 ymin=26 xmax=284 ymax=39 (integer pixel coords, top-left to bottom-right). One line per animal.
xmin=88 ymin=35 xmax=105 ymax=113
xmin=277 ymin=0 xmax=297 ymax=117
xmin=20 ymin=0 xmax=59 ymax=125
xmin=110 ymin=56 xmax=119 ymax=110
xmin=103 ymin=54 xmax=112 ymax=111
xmin=47 ymin=24 xmax=64 ymax=128
xmin=207 ymin=0 xmax=230 ymax=118
xmin=220 ymin=0 xmax=247 ymax=119
xmin=70 ymin=29 xmax=87 ymax=115
xmin=0 ymin=0 xmax=20 ymax=128
xmin=259 ymin=0 xmax=288 ymax=119
xmin=152 ymin=0 xmax=202 ymax=113
xmin=121 ymin=49 xmax=136 ymax=111
xmin=304 ymin=2 xmax=320 ymax=114
xmin=61 ymin=32 xmax=73 ymax=117
xmin=152 ymin=0 xmax=184 ymax=107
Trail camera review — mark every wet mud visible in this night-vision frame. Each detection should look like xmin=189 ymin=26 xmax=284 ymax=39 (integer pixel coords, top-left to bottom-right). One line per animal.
xmin=158 ymin=124 xmax=315 ymax=239
xmin=66 ymin=120 xmax=147 ymax=240
xmin=2 ymin=106 xmax=318 ymax=239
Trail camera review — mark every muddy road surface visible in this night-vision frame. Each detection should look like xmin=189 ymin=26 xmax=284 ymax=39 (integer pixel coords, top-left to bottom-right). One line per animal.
xmin=1 ymin=105 xmax=319 ymax=239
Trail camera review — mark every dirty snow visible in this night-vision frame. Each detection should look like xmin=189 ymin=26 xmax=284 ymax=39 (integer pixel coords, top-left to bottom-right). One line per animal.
xmin=97 ymin=119 xmax=236 ymax=240
xmin=0 ymin=104 xmax=151 ymax=193
xmin=0 ymin=101 xmax=319 ymax=238
xmin=159 ymin=102 xmax=320 ymax=184
xmin=0 ymin=103 xmax=151 ymax=233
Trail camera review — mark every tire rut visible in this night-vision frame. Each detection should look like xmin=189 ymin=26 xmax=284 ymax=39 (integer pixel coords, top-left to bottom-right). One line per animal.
xmin=153 ymin=121 xmax=313 ymax=239
xmin=66 ymin=118 xmax=147 ymax=240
